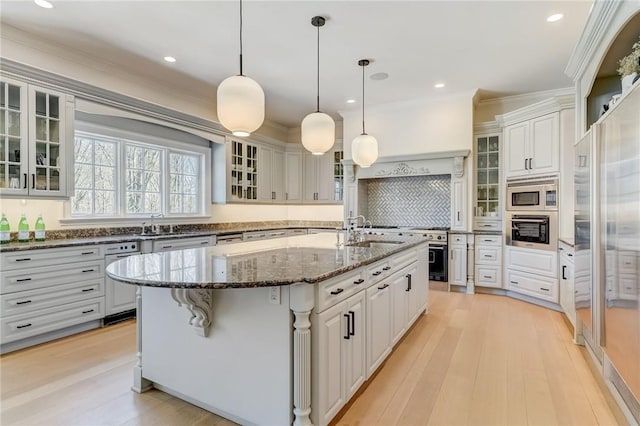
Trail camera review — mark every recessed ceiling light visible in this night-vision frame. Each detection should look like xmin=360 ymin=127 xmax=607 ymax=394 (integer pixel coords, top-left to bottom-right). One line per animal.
xmin=346 ymin=99 xmax=356 ymax=104
xmin=370 ymin=72 xmax=389 ymax=81
xmin=34 ymin=0 xmax=53 ymax=9
xmin=547 ymin=13 xmax=564 ymax=22
xmin=434 ymin=83 xmax=445 ymax=88
xmin=164 ymin=56 xmax=176 ymax=63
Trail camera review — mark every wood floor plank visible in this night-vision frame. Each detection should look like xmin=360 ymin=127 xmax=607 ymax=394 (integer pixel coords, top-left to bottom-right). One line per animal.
xmin=0 ymin=291 xmax=626 ymax=426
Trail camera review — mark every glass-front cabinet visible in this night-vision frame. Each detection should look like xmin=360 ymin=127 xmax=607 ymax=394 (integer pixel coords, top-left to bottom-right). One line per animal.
xmin=473 ymin=132 xmax=501 ymax=230
xmin=332 ymin=148 xmax=344 ymax=202
xmin=0 ymin=76 xmax=72 ymax=198
xmin=228 ymin=138 xmax=258 ymax=202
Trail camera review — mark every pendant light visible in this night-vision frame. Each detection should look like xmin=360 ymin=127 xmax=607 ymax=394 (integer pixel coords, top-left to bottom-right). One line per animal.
xmin=301 ymin=16 xmax=335 ymax=155
xmin=351 ymin=59 xmax=378 ymax=168
xmin=217 ymin=0 xmax=265 ymax=137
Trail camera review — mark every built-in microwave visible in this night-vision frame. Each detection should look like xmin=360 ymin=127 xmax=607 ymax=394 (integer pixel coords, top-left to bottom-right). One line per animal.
xmin=507 ymin=212 xmax=557 ymax=251
xmin=507 ymin=178 xmax=558 ymax=211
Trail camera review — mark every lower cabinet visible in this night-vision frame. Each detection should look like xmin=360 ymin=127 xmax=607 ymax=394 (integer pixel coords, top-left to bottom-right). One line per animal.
xmin=366 ymin=279 xmax=392 ymax=377
xmin=505 ymin=245 xmax=559 ymax=303
xmin=449 ymin=235 xmax=467 ymax=287
xmin=559 ymin=242 xmax=575 ymax=326
xmin=312 ymin=290 xmax=366 ymax=426
xmin=390 ymin=264 xmax=418 ymax=346
xmin=474 ymin=234 xmax=502 ymax=288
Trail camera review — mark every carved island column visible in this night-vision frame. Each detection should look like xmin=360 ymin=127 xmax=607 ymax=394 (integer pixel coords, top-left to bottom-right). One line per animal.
xmin=289 ymin=282 xmax=315 ymax=426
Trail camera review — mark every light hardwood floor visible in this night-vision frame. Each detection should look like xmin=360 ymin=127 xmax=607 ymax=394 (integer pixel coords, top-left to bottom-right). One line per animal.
xmin=0 ymin=290 xmax=627 ymax=426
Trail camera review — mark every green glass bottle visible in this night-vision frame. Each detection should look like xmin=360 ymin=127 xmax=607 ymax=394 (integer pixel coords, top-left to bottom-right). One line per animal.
xmin=0 ymin=213 xmax=10 ymax=244
xmin=35 ymin=214 xmax=46 ymax=242
xmin=17 ymin=214 xmax=29 ymax=243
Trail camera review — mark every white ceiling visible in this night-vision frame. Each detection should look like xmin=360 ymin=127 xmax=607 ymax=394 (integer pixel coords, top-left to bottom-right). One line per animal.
xmin=0 ymin=0 xmax=592 ymax=128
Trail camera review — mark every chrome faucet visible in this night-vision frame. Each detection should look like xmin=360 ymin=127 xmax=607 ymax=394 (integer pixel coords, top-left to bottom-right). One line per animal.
xmin=150 ymin=214 xmax=163 ymax=234
xmin=346 ymin=215 xmax=367 ymax=243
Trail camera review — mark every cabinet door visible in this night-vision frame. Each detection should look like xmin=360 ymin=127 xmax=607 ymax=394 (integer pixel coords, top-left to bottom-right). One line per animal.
xmin=530 ymin=113 xmax=559 ymax=175
xmin=228 ymin=139 xmax=245 ymax=201
xmin=244 ymin=142 xmax=258 ymax=201
xmin=504 ymin=121 xmax=529 ymax=178
xmin=302 ymin=153 xmax=318 ymax=202
xmin=559 ymin=255 xmax=575 ymax=325
xmin=0 ymin=78 xmax=29 ymax=196
xmin=332 ymin=149 xmax=344 ymax=202
xmin=285 ymin=152 xmax=302 ymax=203
xmin=314 ymin=301 xmax=346 ymax=425
xmin=366 ymin=282 xmax=391 ymax=377
xmin=316 ymin=153 xmax=333 ymax=203
xmin=405 ymin=264 xmax=422 ymax=325
xmin=257 ymin=146 xmax=273 ymax=202
xmin=344 ymin=291 xmax=366 ymax=399
xmin=28 ymin=85 xmax=68 ymax=197
xmin=390 ymin=271 xmax=409 ymax=346
xmin=271 ymin=150 xmax=285 ymax=202
xmin=106 ymin=280 xmax=137 ymax=315
xmin=449 ymin=244 xmax=467 ymax=286
xmin=451 ymin=179 xmax=466 ymax=230
xmin=474 ymin=134 xmax=500 ymax=220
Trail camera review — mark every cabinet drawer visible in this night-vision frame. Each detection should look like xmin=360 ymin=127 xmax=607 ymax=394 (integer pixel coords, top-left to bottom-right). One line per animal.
xmin=476 ymin=247 xmax=501 ymax=266
xmin=1 ymin=260 xmax=105 ymax=295
xmin=316 ymin=271 xmax=364 ymax=312
xmin=0 ymin=278 xmax=104 ymax=317
xmin=1 ymin=245 xmax=103 ymax=271
xmin=152 ymin=237 xmax=213 ymax=252
xmin=475 ymin=266 xmax=501 ymax=288
xmin=618 ymin=252 xmax=637 ymax=274
xmin=450 ymin=235 xmax=466 ymax=244
xmin=287 ymin=229 xmax=308 ymax=236
xmin=505 ymin=246 xmax=557 ymax=278
xmin=242 ymin=231 xmax=267 ymax=241
xmin=266 ymin=230 xmax=288 ymax=239
xmin=1 ymin=297 xmax=104 ymax=344
xmin=366 ymin=260 xmax=392 ymax=285
xmin=505 ymin=269 xmax=558 ymax=303
xmin=391 ymin=249 xmax=418 ymax=271
xmin=475 ymin=235 xmax=502 ymax=246
xmin=473 ymin=221 xmax=501 ymax=232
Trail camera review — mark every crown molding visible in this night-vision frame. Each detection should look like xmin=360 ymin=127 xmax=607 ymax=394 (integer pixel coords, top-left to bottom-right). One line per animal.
xmin=565 ymin=0 xmax=626 ymax=81
xmin=342 ymin=149 xmax=471 ymax=166
xmin=473 ymin=121 xmax=501 ymax=135
xmin=476 ymin=86 xmax=575 ymax=108
xmin=495 ymin=94 xmax=575 ymax=127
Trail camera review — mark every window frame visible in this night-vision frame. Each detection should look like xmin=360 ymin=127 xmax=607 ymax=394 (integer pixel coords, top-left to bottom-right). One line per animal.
xmin=63 ymin=121 xmax=210 ymax=224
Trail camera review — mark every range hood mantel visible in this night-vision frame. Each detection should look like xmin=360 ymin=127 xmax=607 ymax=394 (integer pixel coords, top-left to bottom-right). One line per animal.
xmin=343 ymin=149 xmax=470 ymax=181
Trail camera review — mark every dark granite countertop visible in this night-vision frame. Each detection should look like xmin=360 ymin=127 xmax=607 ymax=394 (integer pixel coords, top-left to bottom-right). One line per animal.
xmin=106 ymin=233 xmax=428 ymax=289
xmin=0 ymin=225 xmax=342 ymax=253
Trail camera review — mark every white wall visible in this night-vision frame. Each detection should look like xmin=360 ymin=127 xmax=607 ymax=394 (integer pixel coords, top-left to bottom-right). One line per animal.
xmin=341 ymin=92 xmax=475 ymax=158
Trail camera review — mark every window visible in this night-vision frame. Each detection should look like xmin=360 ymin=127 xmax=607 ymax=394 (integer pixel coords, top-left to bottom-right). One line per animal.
xmin=71 ymin=130 xmax=204 ymax=218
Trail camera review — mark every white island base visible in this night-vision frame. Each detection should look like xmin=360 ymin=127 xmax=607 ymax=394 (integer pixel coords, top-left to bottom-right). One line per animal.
xmin=136 ymin=285 xmax=299 ymax=425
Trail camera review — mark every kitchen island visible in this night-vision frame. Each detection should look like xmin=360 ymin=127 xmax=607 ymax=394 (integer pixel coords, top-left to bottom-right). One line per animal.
xmin=106 ymin=232 xmax=429 ymax=426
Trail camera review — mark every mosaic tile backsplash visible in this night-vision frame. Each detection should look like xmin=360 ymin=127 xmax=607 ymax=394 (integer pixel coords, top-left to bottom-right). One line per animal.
xmin=364 ymin=174 xmax=451 ymax=228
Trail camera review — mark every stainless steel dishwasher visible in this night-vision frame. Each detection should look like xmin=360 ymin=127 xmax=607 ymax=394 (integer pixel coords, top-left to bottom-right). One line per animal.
xmin=104 ymin=242 xmax=140 ymax=325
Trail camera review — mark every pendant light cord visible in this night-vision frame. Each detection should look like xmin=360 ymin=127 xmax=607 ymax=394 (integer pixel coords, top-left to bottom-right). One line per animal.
xmin=239 ymin=0 xmax=244 ymax=76
xmin=316 ymin=23 xmax=320 ymax=112
xmin=361 ymin=63 xmax=366 ymax=134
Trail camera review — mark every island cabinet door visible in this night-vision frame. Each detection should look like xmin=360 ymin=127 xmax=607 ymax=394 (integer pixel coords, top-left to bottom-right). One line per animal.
xmin=405 ymin=263 xmax=422 ymax=325
xmin=313 ymin=301 xmax=346 ymax=425
xmin=366 ymin=282 xmax=392 ymax=378
xmin=344 ymin=291 xmax=366 ymax=400
xmin=390 ymin=271 xmax=409 ymax=346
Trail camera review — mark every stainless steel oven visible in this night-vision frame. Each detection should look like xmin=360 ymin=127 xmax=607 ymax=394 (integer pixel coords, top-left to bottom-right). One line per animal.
xmin=507 ymin=178 xmax=558 ymax=211
xmin=507 ymin=212 xmax=557 ymax=251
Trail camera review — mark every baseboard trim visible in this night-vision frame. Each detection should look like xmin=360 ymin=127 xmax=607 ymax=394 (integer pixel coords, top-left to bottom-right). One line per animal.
xmin=0 ymin=320 xmax=101 ymax=354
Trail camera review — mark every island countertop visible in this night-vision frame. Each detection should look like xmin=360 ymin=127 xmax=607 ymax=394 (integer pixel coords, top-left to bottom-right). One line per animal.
xmin=106 ymin=233 xmax=428 ymax=289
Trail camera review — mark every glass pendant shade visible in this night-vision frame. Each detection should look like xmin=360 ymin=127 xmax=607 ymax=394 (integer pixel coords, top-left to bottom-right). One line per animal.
xmin=301 ymin=112 xmax=335 ymax=155
xmin=352 ymin=133 xmax=378 ymax=168
xmin=217 ymin=74 xmax=265 ymax=137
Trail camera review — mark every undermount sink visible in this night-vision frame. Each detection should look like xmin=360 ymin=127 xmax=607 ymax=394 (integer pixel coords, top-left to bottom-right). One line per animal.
xmin=345 ymin=240 xmax=405 ymax=248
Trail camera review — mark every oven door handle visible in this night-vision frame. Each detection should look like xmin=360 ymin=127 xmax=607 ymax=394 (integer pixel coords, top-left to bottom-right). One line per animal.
xmin=512 ymin=219 xmax=547 ymax=223
xmin=429 ymin=245 xmax=446 ymax=251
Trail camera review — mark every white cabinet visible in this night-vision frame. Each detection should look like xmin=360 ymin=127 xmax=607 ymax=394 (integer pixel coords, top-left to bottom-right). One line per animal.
xmin=303 ymin=152 xmax=333 ymax=203
xmin=151 ymin=236 xmax=214 ymax=252
xmin=390 ymin=263 xmax=419 ymax=346
xmin=473 ymin=133 xmax=502 ymax=231
xmin=228 ymin=138 xmax=258 ymax=202
xmin=559 ymin=242 xmax=575 ymax=326
xmin=331 ymin=148 xmax=344 ymax=202
xmin=285 ymin=151 xmax=302 ymax=203
xmin=312 ymin=289 xmax=365 ymax=426
xmin=505 ymin=246 xmax=558 ymax=303
xmin=451 ymin=179 xmax=466 ymax=231
xmin=504 ymin=113 xmax=559 ymax=179
xmin=0 ymin=77 xmax=74 ymax=198
xmin=365 ymin=278 xmax=392 ymax=377
xmin=474 ymin=234 xmax=502 ymax=288
xmin=257 ymin=146 xmax=285 ymax=202
xmin=448 ymin=234 xmax=467 ymax=287
xmin=0 ymin=245 xmax=105 ymax=352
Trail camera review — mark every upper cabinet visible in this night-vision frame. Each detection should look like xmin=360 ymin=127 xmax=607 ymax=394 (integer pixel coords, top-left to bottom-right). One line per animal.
xmin=504 ymin=112 xmax=559 ymax=179
xmin=303 ymin=152 xmax=332 ymax=203
xmin=0 ymin=77 xmax=74 ymax=198
xmin=257 ymin=145 xmax=285 ymax=202
xmin=229 ymin=138 xmax=258 ymax=202
xmin=473 ymin=132 xmax=501 ymax=230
